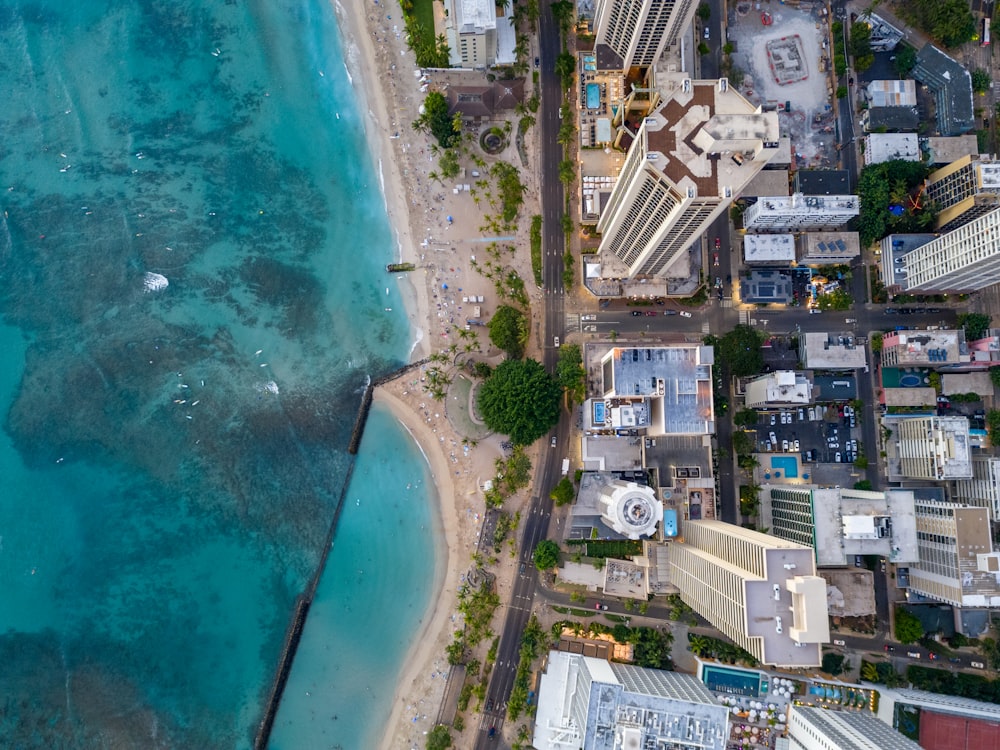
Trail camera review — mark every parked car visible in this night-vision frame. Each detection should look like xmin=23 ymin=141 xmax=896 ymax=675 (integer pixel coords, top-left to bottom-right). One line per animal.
xmin=679 ymin=311 xmax=692 ymax=318
xmin=972 ymin=661 xmax=986 ymax=669
xmin=835 ymin=452 xmax=841 ymax=462
xmin=631 ymin=310 xmax=642 ymax=316
xmin=782 ymin=439 xmax=789 ymax=451
xmin=645 ymin=310 xmax=658 ymax=316
xmin=833 ymin=639 xmax=846 ymax=646
xmin=551 ymin=436 xmax=557 ymax=447
xmin=663 ymin=310 xmax=678 ymax=316
xmin=793 ymin=439 xmax=800 ymax=451
xmin=885 ymin=307 xmax=899 ymax=314
xmin=770 ymin=414 xmax=776 ymax=426
xmin=908 ymin=651 xmax=921 ymax=659
xmin=809 ymin=308 xmax=822 ymax=314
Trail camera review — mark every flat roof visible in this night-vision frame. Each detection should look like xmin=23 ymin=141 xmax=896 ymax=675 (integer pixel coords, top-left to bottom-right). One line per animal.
xmin=925 ymin=135 xmax=980 ymax=165
xmin=800 ymin=231 xmax=861 ymax=262
xmin=867 ymin=79 xmax=917 ymax=107
xmin=801 ymin=332 xmax=867 ymax=369
xmin=883 ymin=329 xmax=964 ymax=364
xmin=602 ymin=346 xmax=715 ymax=435
xmin=864 ymin=133 xmax=920 ymax=164
xmin=793 ymin=169 xmax=850 ymax=196
xmin=744 ymin=234 xmax=796 ymax=263
xmin=743 ymin=168 xmax=791 ymax=198
xmin=913 ymin=44 xmax=975 ymax=136
xmin=740 ymin=270 xmax=793 ymax=303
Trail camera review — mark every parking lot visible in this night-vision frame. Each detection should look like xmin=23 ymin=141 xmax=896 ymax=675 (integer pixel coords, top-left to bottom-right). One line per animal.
xmin=751 ymin=403 xmax=864 ymax=468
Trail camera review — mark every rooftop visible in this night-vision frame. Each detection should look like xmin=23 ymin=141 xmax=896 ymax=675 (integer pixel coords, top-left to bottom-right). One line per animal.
xmin=864 ymin=133 xmax=921 ymax=164
xmin=533 ymin=651 xmax=731 ymax=750
xmin=912 ymin=44 xmax=975 ymax=136
xmin=800 ymin=332 xmax=867 ymax=370
xmin=799 ymin=231 xmax=861 ymax=262
xmin=864 ymin=106 xmax=920 ymax=132
xmin=636 ymin=76 xmax=780 ymax=202
xmin=882 ymin=329 xmax=965 ymax=365
xmin=793 ymin=169 xmax=850 ymax=196
xmin=600 ymin=346 xmax=715 ymax=435
xmin=924 ymin=135 xmax=980 ymax=165
xmin=866 ymin=79 xmax=917 ymax=107
xmin=743 ymin=234 xmax=796 ymax=263
xmin=743 ymin=168 xmax=791 ymax=198
xmin=751 ymin=194 xmax=860 ymax=214
xmin=740 ymin=270 xmax=793 ymax=304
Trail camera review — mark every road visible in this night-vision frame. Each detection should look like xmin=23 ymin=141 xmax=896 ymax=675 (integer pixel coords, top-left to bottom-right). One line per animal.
xmin=474 ymin=1 xmax=566 ymax=744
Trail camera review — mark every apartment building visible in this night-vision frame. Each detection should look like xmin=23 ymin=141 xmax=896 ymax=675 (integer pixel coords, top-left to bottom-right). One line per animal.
xmin=593 ymin=0 xmax=698 ymax=70
xmin=742 ymin=194 xmax=859 ymax=232
xmin=895 ymin=207 xmax=1000 ymax=293
xmin=925 ymin=155 xmax=1000 ymax=231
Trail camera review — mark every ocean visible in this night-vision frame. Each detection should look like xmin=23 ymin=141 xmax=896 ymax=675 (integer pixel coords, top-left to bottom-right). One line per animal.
xmin=0 ymin=1 xmax=438 ymax=748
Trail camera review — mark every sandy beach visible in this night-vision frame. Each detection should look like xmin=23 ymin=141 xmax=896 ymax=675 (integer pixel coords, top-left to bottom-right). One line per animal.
xmin=333 ymin=1 xmax=541 ymax=748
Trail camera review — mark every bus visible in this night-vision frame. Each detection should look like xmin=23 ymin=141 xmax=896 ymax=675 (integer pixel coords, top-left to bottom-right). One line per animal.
xmin=984 ymin=17 xmax=991 ymax=46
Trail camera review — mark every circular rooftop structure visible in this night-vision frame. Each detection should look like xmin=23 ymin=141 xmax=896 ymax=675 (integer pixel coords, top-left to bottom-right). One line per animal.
xmin=598 ymin=481 xmax=663 ymax=540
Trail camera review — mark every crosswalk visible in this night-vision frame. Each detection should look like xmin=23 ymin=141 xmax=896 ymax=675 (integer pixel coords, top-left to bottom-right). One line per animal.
xmin=739 ymin=309 xmax=750 ymax=325
xmin=566 ymin=313 xmax=579 ymax=329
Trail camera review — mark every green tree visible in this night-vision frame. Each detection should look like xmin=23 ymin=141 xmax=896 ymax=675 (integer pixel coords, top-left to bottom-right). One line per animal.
xmin=973 ymin=69 xmax=992 ymax=94
xmin=836 ymin=85 xmax=848 ymax=99
xmin=558 ymin=158 xmax=576 ymax=186
xmin=857 ymin=160 xmax=931 ymax=246
xmin=550 ymin=476 xmax=576 ymax=506
xmin=822 ymin=652 xmax=846 ymax=676
xmin=491 ymin=162 xmax=527 ymax=224
xmin=550 ymin=0 xmax=575 ymax=36
xmin=533 ymin=539 xmax=560 ymax=570
xmin=990 ymin=367 xmax=1000 ymax=389
xmin=438 ymin=147 xmax=461 ymax=179
xmin=895 ymin=606 xmax=925 ymax=645
xmin=713 ymin=324 xmax=765 ymax=377
xmin=478 ymin=359 xmax=562 ymax=445
xmin=861 ymin=661 xmax=879 ymax=682
xmin=697 ymin=42 xmax=710 ymax=56
xmin=733 ymin=408 xmax=759 ymax=428
xmin=958 ymin=312 xmax=992 ymax=341
xmin=554 ymin=51 xmax=577 ymax=89
xmin=849 ymin=22 xmax=874 ymax=71
xmin=696 ymin=2 xmax=711 ymax=20
xmin=413 ymin=91 xmax=461 ymax=149
xmin=871 ymin=332 xmax=884 ymax=353
xmin=426 ymin=724 xmax=453 ymax=750
xmin=556 ymin=343 xmax=586 ymax=403
xmin=893 ymin=45 xmax=918 ymax=77
xmin=488 ymin=304 xmax=529 ymax=358
xmin=988 ymin=409 xmax=1000 ymax=443
xmin=731 ymin=430 xmax=755 ymax=457
xmin=908 ymin=0 xmax=975 ymax=48
xmin=854 ymin=480 xmax=874 ymax=490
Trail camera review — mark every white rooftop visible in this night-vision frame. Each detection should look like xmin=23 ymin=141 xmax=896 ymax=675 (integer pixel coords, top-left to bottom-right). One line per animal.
xmin=864 ymin=133 xmax=920 ymax=164
xmin=743 ymin=234 xmax=796 ymax=263
xmin=801 ymin=332 xmax=868 ymax=370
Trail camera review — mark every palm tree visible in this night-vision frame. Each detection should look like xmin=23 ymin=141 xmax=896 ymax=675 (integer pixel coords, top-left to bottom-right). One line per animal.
xmin=688 ymin=635 xmax=712 ymax=657
xmin=861 ymin=661 xmax=878 ymax=682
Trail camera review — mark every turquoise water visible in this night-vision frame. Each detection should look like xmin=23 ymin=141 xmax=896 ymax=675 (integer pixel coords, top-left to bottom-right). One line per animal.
xmin=701 ymin=665 xmax=762 ymax=697
xmin=770 ymin=456 xmax=799 ymax=478
xmin=0 ymin=1 xmax=437 ymax=747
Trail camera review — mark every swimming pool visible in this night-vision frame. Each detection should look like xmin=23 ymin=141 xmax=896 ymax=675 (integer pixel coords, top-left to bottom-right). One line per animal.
xmin=702 ymin=665 xmax=761 ymax=697
xmin=770 ymin=455 xmax=799 ymax=478
xmin=900 ymin=373 xmax=922 ymax=387
xmin=586 ymin=83 xmax=600 ymax=110
xmin=593 ymin=400 xmax=606 ymax=424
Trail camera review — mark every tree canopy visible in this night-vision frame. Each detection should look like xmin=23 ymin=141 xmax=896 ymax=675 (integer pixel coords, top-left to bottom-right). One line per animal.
xmin=973 ymin=69 xmax=993 ymax=94
xmin=488 ymin=304 xmax=528 ymax=358
xmin=426 ymin=724 xmax=453 ymax=750
xmin=709 ymin=325 xmax=765 ymax=377
xmin=696 ymin=2 xmax=711 ymax=20
xmin=849 ymin=21 xmax=874 ymax=72
xmin=556 ymin=343 xmax=586 ymax=403
xmin=893 ymin=46 xmax=917 ymax=77
xmin=958 ymin=312 xmax=992 ymax=342
xmin=478 ymin=358 xmax=562 ymax=445
xmin=894 ymin=606 xmax=925 ymax=645
xmin=856 ymin=160 xmax=933 ymax=246
xmin=533 ymin=539 xmax=560 ymax=570
xmin=550 ymin=476 xmax=576 ymax=506
xmin=903 ymin=0 xmax=975 ymax=48
xmin=413 ymin=91 xmax=461 ymax=149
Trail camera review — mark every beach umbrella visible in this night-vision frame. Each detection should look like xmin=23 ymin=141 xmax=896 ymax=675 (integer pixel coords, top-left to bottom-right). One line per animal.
xmin=779 ymin=713 xmax=786 ymax=722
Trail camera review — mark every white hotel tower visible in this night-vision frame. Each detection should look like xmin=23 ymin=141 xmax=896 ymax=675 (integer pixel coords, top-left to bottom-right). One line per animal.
xmin=593 ymin=0 xmax=698 ymax=70
xmin=597 ymin=77 xmax=779 ymax=280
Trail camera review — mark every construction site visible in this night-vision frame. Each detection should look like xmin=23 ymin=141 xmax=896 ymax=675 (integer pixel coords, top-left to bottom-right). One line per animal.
xmin=727 ymin=2 xmax=838 ymax=169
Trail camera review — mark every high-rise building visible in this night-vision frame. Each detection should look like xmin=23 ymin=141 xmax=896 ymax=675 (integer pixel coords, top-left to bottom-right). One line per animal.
xmin=669 ymin=520 xmax=829 ymax=667
xmin=532 ymin=650 xmax=730 ymax=750
xmin=597 ymin=77 xmax=779 ymax=280
xmin=885 ymin=415 xmax=972 ymax=481
xmin=787 ymin=705 xmax=921 ymax=750
xmin=742 ymin=194 xmax=860 ymax=232
xmin=593 ymin=0 xmax=697 ymax=71
xmin=952 ymin=455 xmax=1000 ymax=521
xmin=909 ymin=500 xmax=1000 ymax=613
xmin=925 ymin=155 xmax=1000 ymax=231
xmin=896 ymin=207 xmax=1000 ymax=293
xmin=759 ymin=485 xmax=919 ymax=568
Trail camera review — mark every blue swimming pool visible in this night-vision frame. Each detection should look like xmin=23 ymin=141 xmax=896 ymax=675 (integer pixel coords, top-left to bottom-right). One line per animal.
xmin=771 ymin=456 xmax=798 ymax=478
xmin=900 ymin=373 xmax=922 ymax=387
xmin=702 ymin=665 xmax=761 ymax=697
xmin=586 ymin=83 xmax=600 ymax=110
xmin=593 ymin=400 xmax=606 ymax=424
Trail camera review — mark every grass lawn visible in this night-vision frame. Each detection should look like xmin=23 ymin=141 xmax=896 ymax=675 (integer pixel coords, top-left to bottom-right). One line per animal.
xmin=412 ymin=0 xmax=435 ymax=38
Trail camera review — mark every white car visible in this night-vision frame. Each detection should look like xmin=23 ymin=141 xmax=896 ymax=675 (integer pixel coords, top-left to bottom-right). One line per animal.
xmin=782 ymin=439 xmax=789 ymax=452
xmin=798 ymin=408 xmax=805 ymax=421
xmin=770 ymin=414 xmax=776 ymax=426
xmin=835 ymin=452 xmax=841 ymax=463
xmin=769 ymin=431 xmax=777 ymax=444
xmin=809 ymin=308 xmax=822 ymax=314
xmin=793 ymin=439 xmax=800 ymax=451
xmin=679 ymin=311 xmax=692 ymax=318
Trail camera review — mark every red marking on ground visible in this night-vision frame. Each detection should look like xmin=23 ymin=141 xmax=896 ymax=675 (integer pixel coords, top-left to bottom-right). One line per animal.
xmin=919 ymin=710 xmax=1000 ymax=750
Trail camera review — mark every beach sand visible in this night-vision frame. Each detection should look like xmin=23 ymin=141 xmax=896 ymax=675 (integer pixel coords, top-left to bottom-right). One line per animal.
xmin=333 ymin=2 xmax=543 ymax=748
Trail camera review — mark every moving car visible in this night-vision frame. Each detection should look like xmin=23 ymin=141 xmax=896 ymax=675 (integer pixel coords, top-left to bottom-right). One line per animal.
xmin=715 ymin=237 xmax=721 ymax=249
xmin=631 ymin=310 xmax=642 ymax=316
xmin=663 ymin=310 xmax=678 ymax=315
xmin=713 ymin=252 xmax=720 ymax=266
xmin=809 ymin=308 xmax=823 ymax=314
xmin=908 ymin=651 xmax=921 ymax=659
xmin=551 ymin=436 xmax=557 ymax=447
xmin=679 ymin=311 xmax=692 ymax=318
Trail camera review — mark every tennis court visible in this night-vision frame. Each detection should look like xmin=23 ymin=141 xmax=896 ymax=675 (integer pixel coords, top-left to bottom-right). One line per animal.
xmin=919 ymin=709 xmax=1000 ymax=750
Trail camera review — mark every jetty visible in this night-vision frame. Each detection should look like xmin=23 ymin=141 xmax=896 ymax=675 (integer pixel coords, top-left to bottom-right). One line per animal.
xmin=252 ymin=356 xmax=431 ymax=749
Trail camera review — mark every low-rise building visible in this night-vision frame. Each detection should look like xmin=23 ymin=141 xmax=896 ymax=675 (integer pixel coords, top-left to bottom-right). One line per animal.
xmin=862 ymin=133 xmax=921 ymax=165
xmin=884 ymin=415 xmax=972 ymax=482
xmin=800 ymin=332 xmax=867 ymax=370
xmin=797 ymin=231 xmax=861 ymax=265
xmin=739 ymin=270 xmax=794 ymax=304
xmin=743 ymin=194 xmax=859 ymax=232
xmin=743 ymin=234 xmax=796 ymax=264
xmin=866 ymin=79 xmax=917 ymax=107
xmin=744 ymin=371 xmax=813 ymax=408
xmin=912 ymin=44 xmax=975 ymax=137
xmin=880 ymin=329 xmax=968 ymax=368
xmin=533 ymin=651 xmax=730 ymax=750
